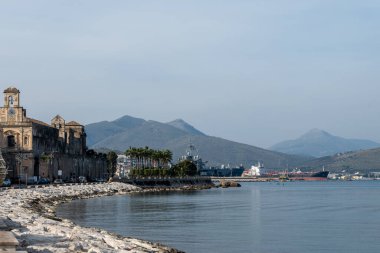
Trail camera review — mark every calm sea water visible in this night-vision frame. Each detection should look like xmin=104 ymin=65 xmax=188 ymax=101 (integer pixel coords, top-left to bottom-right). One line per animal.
xmin=57 ymin=181 xmax=380 ymax=253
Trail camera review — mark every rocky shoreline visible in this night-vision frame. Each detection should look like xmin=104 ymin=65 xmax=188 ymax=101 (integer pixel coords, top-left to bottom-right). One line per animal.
xmin=0 ymin=182 xmax=213 ymax=253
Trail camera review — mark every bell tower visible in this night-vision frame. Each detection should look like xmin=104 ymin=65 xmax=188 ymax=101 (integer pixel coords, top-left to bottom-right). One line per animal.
xmin=1 ymin=87 xmax=26 ymax=123
xmin=4 ymin=87 xmax=20 ymax=107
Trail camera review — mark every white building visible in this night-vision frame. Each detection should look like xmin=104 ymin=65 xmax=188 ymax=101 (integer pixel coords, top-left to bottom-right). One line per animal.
xmin=116 ymin=155 xmax=131 ymax=178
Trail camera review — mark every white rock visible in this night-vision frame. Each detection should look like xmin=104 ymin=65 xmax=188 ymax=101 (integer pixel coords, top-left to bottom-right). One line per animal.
xmin=0 ymin=183 xmax=175 ymax=253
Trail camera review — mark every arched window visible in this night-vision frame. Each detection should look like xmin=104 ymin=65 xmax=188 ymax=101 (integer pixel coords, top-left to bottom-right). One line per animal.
xmin=7 ymin=135 xmax=15 ymax=147
xmin=8 ymin=96 xmax=14 ymax=106
xmin=24 ymin=136 xmax=28 ymax=145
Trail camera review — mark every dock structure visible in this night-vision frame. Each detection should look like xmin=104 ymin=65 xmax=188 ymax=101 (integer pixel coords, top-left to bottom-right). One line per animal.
xmin=211 ymin=176 xmax=274 ymax=182
xmin=119 ymin=176 xmax=213 ymax=187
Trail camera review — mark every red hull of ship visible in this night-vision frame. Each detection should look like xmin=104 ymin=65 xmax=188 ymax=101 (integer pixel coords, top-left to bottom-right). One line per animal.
xmin=291 ymin=177 xmax=328 ymax=181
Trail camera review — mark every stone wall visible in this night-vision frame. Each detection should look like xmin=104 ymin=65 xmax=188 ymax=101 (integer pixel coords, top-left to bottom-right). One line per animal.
xmin=4 ymin=152 xmax=107 ymax=182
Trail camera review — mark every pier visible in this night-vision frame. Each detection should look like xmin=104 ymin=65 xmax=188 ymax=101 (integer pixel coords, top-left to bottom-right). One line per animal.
xmin=118 ymin=176 xmax=213 ymax=187
xmin=211 ymin=177 xmax=273 ymax=182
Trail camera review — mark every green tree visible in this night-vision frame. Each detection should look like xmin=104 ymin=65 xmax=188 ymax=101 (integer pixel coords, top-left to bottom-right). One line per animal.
xmin=106 ymin=151 xmax=118 ymax=178
xmin=152 ymin=150 xmax=161 ymax=168
xmin=126 ymin=147 xmax=175 ymax=177
xmin=162 ymin=149 xmax=173 ymax=168
xmin=172 ymin=160 xmax=197 ymax=177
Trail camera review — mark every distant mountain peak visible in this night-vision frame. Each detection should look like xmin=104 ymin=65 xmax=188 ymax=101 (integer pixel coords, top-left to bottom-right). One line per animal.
xmin=300 ymin=129 xmax=332 ymax=139
xmin=112 ymin=115 xmax=146 ymax=128
xmin=171 ymin=118 xmax=186 ymax=123
xmin=308 ymin=128 xmax=328 ymax=134
xmin=271 ymin=129 xmax=380 ymax=158
xmin=114 ymin=115 xmax=145 ymax=123
xmin=166 ymin=119 xmax=205 ymax=136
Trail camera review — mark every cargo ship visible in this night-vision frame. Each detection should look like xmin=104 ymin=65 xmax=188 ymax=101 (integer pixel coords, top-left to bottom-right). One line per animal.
xmin=242 ymin=164 xmax=329 ymax=181
xmin=287 ymin=170 xmax=329 ymax=181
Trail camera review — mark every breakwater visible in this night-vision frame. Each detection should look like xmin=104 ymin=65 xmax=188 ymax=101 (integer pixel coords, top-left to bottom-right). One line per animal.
xmin=118 ymin=176 xmax=214 ymax=189
xmin=0 ymin=182 xmax=192 ymax=253
xmin=211 ymin=176 xmax=270 ymax=182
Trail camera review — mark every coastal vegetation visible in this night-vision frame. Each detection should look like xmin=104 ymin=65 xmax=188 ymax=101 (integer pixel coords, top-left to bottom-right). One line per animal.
xmin=106 ymin=151 xmax=118 ymax=178
xmin=172 ymin=160 xmax=198 ymax=177
xmin=125 ymin=147 xmax=173 ymax=169
xmin=125 ymin=147 xmax=198 ymax=177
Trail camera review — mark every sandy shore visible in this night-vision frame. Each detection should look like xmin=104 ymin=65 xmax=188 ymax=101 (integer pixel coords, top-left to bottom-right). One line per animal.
xmin=0 ymin=182 xmax=191 ymax=253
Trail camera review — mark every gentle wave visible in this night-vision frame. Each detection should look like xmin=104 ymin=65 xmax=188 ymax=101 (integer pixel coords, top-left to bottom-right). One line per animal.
xmin=57 ymin=181 xmax=380 ymax=253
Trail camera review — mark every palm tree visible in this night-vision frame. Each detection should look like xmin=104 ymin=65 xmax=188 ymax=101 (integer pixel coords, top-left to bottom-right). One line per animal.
xmin=136 ymin=147 xmax=144 ymax=169
xmin=144 ymin=147 xmax=154 ymax=168
xmin=126 ymin=147 xmax=173 ymax=175
xmin=162 ymin=149 xmax=173 ymax=169
xmin=125 ymin=147 xmax=139 ymax=169
xmin=152 ymin=150 xmax=160 ymax=168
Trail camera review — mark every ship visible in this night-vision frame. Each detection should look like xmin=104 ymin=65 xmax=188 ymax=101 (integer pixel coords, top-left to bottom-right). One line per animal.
xmin=242 ymin=164 xmax=329 ymax=181
xmin=268 ymin=169 xmax=329 ymax=181
xmin=287 ymin=170 xmax=329 ymax=181
xmin=179 ymin=143 xmax=245 ymax=177
xmin=199 ymin=165 xmax=245 ymax=177
xmin=242 ymin=162 xmax=265 ymax=177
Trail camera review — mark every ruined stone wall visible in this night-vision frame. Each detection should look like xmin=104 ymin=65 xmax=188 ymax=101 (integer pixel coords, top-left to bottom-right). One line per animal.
xmin=39 ymin=154 xmax=107 ymax=181
xmin=31 ymin=123 xmax=63 ymax=154
xmin=65 ymin=126 xmax=86 ymax=156
xmin=3 ymin=152 xmax=34 ymax=181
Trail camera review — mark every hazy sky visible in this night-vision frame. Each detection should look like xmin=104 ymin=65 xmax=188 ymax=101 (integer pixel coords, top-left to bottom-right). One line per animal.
xmin=0 ymin=0 xmax=379 ymax=148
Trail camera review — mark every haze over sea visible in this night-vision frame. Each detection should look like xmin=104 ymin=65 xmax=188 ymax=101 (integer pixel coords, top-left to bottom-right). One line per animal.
xmin=57 ymin=181 xmax=380 ymax=253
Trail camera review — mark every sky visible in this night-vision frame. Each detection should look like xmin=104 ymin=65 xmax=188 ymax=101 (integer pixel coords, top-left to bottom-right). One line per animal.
xmin=0 ymin=0 xmax=379 ymax=148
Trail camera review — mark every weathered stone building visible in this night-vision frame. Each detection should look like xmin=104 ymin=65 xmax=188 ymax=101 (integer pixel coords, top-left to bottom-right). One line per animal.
xmin=0 ymin=87 xmax=106 ymax=182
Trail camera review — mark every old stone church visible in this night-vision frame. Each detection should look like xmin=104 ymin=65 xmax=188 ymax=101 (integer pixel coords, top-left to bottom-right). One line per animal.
xmin=0 ymin=87 xmax=106 ymax=182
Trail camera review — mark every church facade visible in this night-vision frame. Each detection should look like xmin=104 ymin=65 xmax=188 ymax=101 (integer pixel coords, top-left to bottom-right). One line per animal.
xmin=0 ymin=87 xmax=106 ymax=182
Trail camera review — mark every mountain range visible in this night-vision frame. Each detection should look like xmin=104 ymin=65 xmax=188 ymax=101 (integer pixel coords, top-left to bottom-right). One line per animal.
xmin=299 ymin=148 xmax=380 ymax=173
xmin=86 ymin=116 xmax=380 ymax=173
xmin=86 ymin=115 xmax=308 ymax=169
xmin=270 ymin=129 xmax=380 ymax=158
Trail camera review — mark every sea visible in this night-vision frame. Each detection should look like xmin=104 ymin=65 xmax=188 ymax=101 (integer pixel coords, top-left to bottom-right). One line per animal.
xmin=57 ymin=181 xmax=380 ymax=253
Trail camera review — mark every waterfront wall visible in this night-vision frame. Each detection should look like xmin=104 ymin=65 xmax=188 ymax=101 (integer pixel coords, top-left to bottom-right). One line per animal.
xmin=117 ymin=176 xmax=214 ymax=188
xmin=4 ymin=152 xmax=107 ymax=182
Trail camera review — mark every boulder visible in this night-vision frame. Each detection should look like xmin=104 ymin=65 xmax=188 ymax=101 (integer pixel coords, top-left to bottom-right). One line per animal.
xmin=219 ymin=180 xmax=241 ymax=188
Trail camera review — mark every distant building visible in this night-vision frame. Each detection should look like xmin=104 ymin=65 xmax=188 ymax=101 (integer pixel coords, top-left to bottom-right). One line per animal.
xmin=115 ymin=155 xmax=131 ymax=178
xmin=0 ymin=87 xmax=106 ymax=182
xmin=369 ymin=172 xmax=380 ymax=178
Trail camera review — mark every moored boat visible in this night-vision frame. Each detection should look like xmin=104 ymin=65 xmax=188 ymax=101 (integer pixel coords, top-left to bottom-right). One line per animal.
xmin=288 ymin=170 xmax=329 ymax=181
xmin=241 ymin=165 xmax=329 ymax=181
xmin=241 ymin=162 xmax=265 ymax=177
